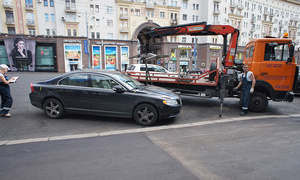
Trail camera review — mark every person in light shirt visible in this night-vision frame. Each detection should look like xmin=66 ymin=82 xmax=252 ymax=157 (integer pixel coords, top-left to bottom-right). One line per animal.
xmin=235 ymin=65 xmax=256 ymax=116
xmin=0 ymin=64 xmax=17 ymax=117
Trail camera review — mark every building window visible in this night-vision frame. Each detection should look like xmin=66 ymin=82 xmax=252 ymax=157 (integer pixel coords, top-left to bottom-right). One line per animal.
xmin=52 ymin=29 xmax=56 ymax=35
xmin=67 ymin=29 xmax=71 ymax=36
xmin=183 ymin=14 xmax=187 ymax=20
xmin=107 ymin=20 xmax=113 ymax=27
xmin=160 ymin=12 xmax=165 ymax=18
xmin=51 ymin=14 xmax=55 ymax=22
xmin=73 ymin=29 xmax=77 ymax=36
xmin=182 ymin=37 xmax=186 ymax=43
xmin=28 ymin=28 xmax=35 ymax=35
xmin=96 ymin=32 xmax=100 ymax=39
xmin=193 ymin=15 xmax=195 ymax=21
xmin=96 ymin=19 xmax=100 ymax=27
xmin=8 ymin=27 xmax=16 ymax=34
xmin=196 ymin=4 xmax=199 ymax=10
xmin=46 ymin=29 xmax=50 ymax=35
xmin=44 ymin=0 xmax=48 ymax=6
xmin=50 ymin=0 xmax=54 ymax=7
xmin=183 ymin=2 xmax=187 ymax=9
xmin=90 ymin=5 xmax=94 ymax=12
xmin=193 ymin=3 xmax=195 ymax=10
xmin=66 ymin=14 xmax=76 ymax=22
xmin=45 ymin=13 xmax=49 ymax=21
xmin=196 ymin=15 xmax=198 ymax=21
xmin=107 ymin=6 xmax=112 ymax=14
xmin=180 ymin=49 xmax=188 ymax=58
xmin=135 ymin=9 xmax=140 ymax=16
xmin=91 ymin=32 xmax=95 ymax=39
xmin=107 ymin=33 xmax=113 ymax=39
xmin=95 ymin=5 xmax=99 ymax=13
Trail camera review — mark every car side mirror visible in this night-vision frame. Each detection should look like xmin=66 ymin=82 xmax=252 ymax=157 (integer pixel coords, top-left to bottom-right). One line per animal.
xmin=113 ymin=85 xmax=125 ymax=93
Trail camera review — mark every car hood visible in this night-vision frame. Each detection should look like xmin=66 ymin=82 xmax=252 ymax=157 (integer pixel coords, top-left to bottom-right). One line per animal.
xmin=137 ymin=85 xmax=179 ymax=99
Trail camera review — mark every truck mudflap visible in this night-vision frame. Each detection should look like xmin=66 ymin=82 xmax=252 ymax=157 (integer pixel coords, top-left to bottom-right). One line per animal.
xmin=287 ymin=92 xmax=294 ymax=102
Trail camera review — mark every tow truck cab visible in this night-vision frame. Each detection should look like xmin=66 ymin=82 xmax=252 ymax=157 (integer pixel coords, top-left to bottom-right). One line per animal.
xmin=243 ymin=37 xmax=299 ymax=106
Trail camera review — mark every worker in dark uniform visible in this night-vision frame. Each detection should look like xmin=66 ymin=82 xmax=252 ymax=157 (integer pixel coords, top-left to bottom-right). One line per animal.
xmin=235 ymin=65 xmax=256 ymax=115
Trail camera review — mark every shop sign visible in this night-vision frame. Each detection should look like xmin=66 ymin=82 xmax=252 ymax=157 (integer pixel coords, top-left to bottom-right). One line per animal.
xmin=178 ymin=45 xmax=192 ymax=49
xmin=180 ymin=61 xmax=188 ymax=65
xmin=69 ymin=60 xmax=78 ymax=64
xmin=210 ymin=45 xmax=221 ymax=50
xmin=64 ymin=40 xmax=82 ymax=43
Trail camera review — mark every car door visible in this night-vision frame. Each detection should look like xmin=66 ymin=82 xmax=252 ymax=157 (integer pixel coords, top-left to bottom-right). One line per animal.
xmin=90 ymin=74 xmax=130 ymax=117
xmin=56 ymin=73 xmax=91 ymax=112
xmin=260 ymin=43 xmax=295 ymax=91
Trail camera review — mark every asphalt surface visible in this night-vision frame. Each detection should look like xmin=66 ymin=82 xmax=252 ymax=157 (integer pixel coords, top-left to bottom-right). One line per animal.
xmin=0 ymin=72 xmax=300 ymax=179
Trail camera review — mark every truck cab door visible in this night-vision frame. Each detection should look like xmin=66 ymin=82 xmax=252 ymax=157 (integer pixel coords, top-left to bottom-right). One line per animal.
xmin=260 ymin=43 xmax=294 ymax=91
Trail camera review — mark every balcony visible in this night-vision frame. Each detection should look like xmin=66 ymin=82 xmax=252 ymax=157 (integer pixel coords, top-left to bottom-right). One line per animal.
xmin=170 ymin=19 xmax=178 ymax=26
xmin=213 ymin=0 xmax=221 ymax=3
xmin=5 ymin=17 xmax=14 ymax=25
xmin=269 ymin=12 xmax=275 ymax=17
xmin=146 ymin=3 xmax=155 ymax=9
xmin=25 ymin=4 xmax=34 ymax=11
xmin=213 ymin=9 xmax=221 ymax=15
xmin=230 ymin=2 xmax=237 ymax=8
xmin=250 ymin=27 xmax=255 ymax=32
xmin=212 ymin=20 xmax=221 ymax=25
xmin=251 ymin=17 xmax=256 ymax=23
xmin=237 ymin=4 xmax=244 ymax=10
xmin=263 ymin=11 xmax=270 ymax=16
xmin=65 ymin=6 xmax=77 ymax=13
xmin=3 ymin=0 xmax=13 ymax=9
xmin=27 ymin=19 xmax=35 ymax=26
xmin=119 ymin=14 xmax=129 ymax=19
xmin=120 ymin=27 xmax=129 ymax=33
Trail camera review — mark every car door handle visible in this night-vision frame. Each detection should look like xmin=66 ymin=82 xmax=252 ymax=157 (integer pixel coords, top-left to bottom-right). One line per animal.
xmin=92 ymin=92 xmax=102 ymax=95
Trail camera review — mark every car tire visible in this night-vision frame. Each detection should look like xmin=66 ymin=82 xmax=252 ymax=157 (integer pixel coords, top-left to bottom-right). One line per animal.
xmin=209 ymin=61 xmax=217 ymax=81
xmin=43 ymin=98 xmax=65 ymax=119
xmin=134 ymin=104 xmax=158 ymax=126
xmin=248 ymin=92 xmax=268 ymax=112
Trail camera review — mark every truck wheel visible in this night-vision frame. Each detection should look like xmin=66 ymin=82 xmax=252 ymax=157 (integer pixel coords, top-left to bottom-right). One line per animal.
xmin=134 ymin=104 xmax=158 ymax=126
xmin=43 ymin=98 xmax=65 ymax=119
xmin=248 ymin=92 xmax=268 ymax=112
xmin=209 ymin=61 xmax=217 ymax=81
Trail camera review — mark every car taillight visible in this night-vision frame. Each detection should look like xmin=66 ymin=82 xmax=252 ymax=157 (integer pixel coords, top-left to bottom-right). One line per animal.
xmin=30 ymin=82 xmax=35 ymax=92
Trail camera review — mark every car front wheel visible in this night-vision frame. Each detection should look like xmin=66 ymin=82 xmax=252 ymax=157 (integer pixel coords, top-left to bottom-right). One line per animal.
xmin=134 ymin=104 xmax=158 ymax=126
xmin=43 ymin=98 xmax=65 ymax=119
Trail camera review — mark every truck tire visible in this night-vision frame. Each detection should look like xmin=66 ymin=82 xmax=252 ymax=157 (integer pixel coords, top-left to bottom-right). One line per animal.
xmin=248 ymin=92 xmax=268 ymax=112
xmin=209 ymin=61 xmax=217 ymax=81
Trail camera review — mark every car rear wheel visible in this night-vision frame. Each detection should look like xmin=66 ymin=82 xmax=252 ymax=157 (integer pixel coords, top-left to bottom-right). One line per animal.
xmin=43 ymin=98 xmax=65 ymax=119
xmin=134 ymin=104 xmax=158 ymax=126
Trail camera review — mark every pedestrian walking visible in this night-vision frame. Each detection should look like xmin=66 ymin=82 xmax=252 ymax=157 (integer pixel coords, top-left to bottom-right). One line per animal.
xmin=0 ymin=64 xmax=18 ymax=117
xmin=235 ymin=65 xmax=256 ymax=115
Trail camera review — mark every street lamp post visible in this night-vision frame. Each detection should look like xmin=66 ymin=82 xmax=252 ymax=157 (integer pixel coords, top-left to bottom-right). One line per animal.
xmin=78 ymin=11 xmax=94 ymax=69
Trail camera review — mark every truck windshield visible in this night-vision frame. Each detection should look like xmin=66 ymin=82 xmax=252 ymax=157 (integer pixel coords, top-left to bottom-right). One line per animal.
xmin=264 ymin=44 xmax=289 ymax=61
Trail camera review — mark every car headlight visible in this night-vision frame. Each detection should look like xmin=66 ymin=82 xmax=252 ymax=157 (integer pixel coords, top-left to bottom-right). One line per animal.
xmin=163 ymin=100 xmax=178 ymax=106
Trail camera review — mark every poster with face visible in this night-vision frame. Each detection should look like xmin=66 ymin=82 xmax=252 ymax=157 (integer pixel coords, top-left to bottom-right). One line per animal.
xmin=4 ymin=38 xmax=36 ymax=71
xmin=105 ymin=46 xmax=117 ymax=70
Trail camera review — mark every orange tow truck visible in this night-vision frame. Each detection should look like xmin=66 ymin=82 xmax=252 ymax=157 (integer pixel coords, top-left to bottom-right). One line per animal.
xmin=128 ymin=22 xmax=299 ymax=116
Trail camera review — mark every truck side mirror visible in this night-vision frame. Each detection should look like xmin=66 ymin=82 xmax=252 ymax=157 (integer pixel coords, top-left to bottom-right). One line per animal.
xmin=288 ymin=44 xmax=295 ymax=63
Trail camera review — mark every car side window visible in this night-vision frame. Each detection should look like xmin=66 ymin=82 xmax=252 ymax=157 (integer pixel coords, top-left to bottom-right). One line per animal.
xmin=58 ymin=74 xmax=89 ymax=87
xmin=91 ymin=74 xmax=118 ymax=89
xmin=245 ymin=47 xmax=249 ymax=58
xmin=249 ymin=46 xmax=254 ymax=57
xmin=155 ymin=66 xmax=167 ymax=73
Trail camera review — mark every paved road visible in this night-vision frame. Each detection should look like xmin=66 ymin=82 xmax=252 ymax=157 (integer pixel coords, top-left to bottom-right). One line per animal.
xmin=1 ymin=117 xmax=300 ymax=180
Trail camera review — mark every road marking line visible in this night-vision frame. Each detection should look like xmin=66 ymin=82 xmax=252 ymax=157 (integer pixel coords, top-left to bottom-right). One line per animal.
xmin=1 ymin=114 xmax=298 ymax=146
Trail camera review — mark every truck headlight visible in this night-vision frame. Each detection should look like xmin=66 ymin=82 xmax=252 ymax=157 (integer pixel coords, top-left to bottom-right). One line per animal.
xmin=163 ymin=100 xmax=178 ymax=106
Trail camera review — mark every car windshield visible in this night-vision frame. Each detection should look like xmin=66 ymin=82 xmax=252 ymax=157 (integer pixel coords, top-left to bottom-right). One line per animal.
xmin=113 ymin=73 xmax=144 ymax=90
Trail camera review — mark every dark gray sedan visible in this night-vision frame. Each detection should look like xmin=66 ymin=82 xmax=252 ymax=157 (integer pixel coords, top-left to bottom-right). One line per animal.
xmin=29 ymin=70 xmax=182 ymax=126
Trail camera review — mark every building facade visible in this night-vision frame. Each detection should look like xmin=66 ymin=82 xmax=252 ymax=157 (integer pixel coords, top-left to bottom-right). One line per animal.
xmin=1 ymin=0 xmax=300 ymax=72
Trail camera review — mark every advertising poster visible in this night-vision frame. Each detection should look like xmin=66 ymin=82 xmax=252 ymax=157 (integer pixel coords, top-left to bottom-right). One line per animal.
xmin=92 ymin=46 xmax=101 ymax=69
xmin=121 ymin=46 xmax=129 ymax=64
xmin=4 ymin=38 xmax=36 ymax=71
xmin=171 ymin=49 xmax=176 ymax=60
xmin=105 ymin=46 xmax=117 ymax=70
xmin=64 ymin=44 xmax=81 ymax=59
